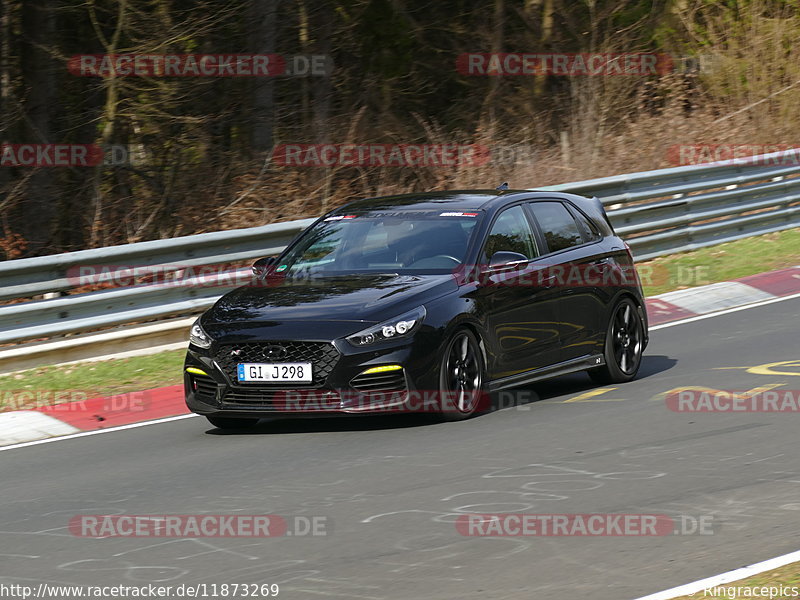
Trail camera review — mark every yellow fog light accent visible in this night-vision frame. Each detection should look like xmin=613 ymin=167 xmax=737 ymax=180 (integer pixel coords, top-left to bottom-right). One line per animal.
xmin=362 ymin=365 xmax=403 ymax=375
xmin=186 ymin=367 xmax=208 ymax=376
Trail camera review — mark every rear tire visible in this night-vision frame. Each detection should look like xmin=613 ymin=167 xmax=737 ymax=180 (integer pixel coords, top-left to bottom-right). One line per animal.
xmin=589 ymin=298 xmax=645 ymax=385
xmin=436 ymin=329 xmax=487 ymax=421
xmin=206 ymin=416 xmax=260 ymax=430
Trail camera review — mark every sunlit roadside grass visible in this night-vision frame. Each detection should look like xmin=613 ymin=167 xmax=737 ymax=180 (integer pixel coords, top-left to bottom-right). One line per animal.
xmin=639 ymin=228 xmax=800 ymax=297
xmin=0 ymin=350 xmax=185 ymax=411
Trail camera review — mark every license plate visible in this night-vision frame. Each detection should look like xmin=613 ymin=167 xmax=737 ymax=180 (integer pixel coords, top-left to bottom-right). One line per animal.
xmin=237 ymin=362 xmax=312 ymax=383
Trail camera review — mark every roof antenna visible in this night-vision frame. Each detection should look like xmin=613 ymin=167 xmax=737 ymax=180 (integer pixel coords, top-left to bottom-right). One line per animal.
xmin=496 ymin=182 xmax=509 ymax=191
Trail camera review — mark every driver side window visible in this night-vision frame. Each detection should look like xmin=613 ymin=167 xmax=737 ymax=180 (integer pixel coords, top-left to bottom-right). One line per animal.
xmin=483 ymin=205 xmax=538 ymax=261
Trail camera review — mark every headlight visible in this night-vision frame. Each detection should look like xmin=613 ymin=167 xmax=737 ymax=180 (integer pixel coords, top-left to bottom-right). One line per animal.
xmin=346 ymin=307 xmax=426 ymax=347
xmin=189 ymin=318 xmax=212 ymax=349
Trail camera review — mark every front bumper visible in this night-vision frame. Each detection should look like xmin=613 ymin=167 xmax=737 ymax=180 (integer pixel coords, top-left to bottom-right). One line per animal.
xmin=184 ymin=334 xmax=441 ymax=418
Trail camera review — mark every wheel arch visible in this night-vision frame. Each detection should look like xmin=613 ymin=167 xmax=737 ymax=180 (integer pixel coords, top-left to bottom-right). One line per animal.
xmin=606 ymin=289 xmax=649 ymax=347
xmin=455 ymin=320 xmax=489 ymax=368
xmin=440 ymin=316 xmax=490 ymax=372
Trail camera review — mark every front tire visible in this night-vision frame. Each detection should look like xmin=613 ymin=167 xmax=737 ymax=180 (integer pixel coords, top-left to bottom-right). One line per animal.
xmin=436 ymin=329 xmax=487 ymax=421
xmin=206 ymin=416 xmax=260 ymax=430
xmin=589 ymin=298 xmax=645 ymax=384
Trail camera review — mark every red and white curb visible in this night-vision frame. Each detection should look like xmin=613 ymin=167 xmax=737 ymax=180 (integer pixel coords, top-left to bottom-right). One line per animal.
xmin=1 ymin=265 xmax=799 ymax=447
xmin=0 ymin=411 xmax=81 ymax=444
xmin=0 ymin=385 xmax=187 ymax=446
xmin=644 ymin=265 xmax=800 ymax=325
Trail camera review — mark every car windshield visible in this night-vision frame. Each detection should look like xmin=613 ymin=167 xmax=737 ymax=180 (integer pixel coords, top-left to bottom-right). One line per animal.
xmin=276 ymin=210 xmax=482 ymax=275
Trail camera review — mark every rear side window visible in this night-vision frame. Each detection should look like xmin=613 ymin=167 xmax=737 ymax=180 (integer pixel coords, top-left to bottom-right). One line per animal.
xmin=569 ymin=206 xmax=602 ymax=241
xmin=528 ymin=201 xmax=585 ymax=253
xmin=483 ymin=205 xmax=538 ymax=260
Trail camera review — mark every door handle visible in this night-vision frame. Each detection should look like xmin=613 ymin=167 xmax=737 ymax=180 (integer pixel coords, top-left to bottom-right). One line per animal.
xmin=590 ymin=257 xmax=612 ymax=266
xmin=539 ymin=274 xmax=558 ymax=287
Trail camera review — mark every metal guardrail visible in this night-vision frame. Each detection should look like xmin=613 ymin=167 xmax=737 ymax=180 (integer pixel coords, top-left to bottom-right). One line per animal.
xmin=1 ymin=149 xmax=799 ymax=349
xmin=0 ymin=218 xmax=316 ymax=302
xmin=541 ymin=151 xmax=800 ymax=259
xmin=0 ymin=219 xmax=315 ymax=345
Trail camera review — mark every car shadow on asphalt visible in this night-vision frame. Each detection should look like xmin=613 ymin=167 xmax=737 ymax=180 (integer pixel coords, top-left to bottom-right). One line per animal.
xmin=204 ymin=413 xmax=443 ymax=435
xmin=485 ymin=354 xmax=678 ymax=410
xmin=636 ymin=354 xmax=678 ymax=379
xmin=204 ymin=355 xmax=677 ymax=434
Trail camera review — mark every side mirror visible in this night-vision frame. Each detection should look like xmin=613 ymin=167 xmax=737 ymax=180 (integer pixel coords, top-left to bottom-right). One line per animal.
xmin=486 ymin=251 xmax=529 ymax=271
xmin=252 ymin=256 xmax=277 ymax=278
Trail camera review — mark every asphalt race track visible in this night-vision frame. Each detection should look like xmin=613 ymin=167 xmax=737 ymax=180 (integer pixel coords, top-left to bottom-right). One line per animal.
xmin=2 ymin=297 xmax=800 ymax=600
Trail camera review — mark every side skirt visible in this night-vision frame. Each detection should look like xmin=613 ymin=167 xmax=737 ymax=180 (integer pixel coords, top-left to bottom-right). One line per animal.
xmin=486 ymin=354 xmax=605 ymax=393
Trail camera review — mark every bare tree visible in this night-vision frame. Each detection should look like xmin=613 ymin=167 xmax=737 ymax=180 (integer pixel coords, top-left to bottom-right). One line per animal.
xmin=19 ymin=0 xmax=57 ymax=252
xmin=248 ymin=0 xmax=277 ymax=154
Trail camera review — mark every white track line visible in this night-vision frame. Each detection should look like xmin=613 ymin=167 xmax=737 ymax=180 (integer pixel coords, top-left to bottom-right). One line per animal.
xmin=650 ymin=290 xmax=800 ymax=331
xmin=2 ymin=290 xmax=800 ymax=454
xmin=0 ymin=413 xmax=198 ymax=452
xmin=632 ymin=548 xmax=800 ymax=600
xmin=632 ymin=284 xmax=800 ymax=599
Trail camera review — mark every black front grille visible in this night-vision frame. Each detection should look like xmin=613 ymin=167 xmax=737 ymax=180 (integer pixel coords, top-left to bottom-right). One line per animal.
xmin=192 ymin=373 xmax=218 ymax=402
xmin=214 ymin=341 xmax=340 ymax=385
xmin=222 ymin=388 xmax=341 ymax=410
xmin=350 ymin=369 xmax=407 ymax=393
xmin=222 ymin=389 xmax=281 ymax=407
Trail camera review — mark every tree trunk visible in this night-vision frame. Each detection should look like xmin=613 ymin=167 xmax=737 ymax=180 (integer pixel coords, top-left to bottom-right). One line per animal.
xmin=309 ymin=1 xmax=333 ymax=144
xmin=483 ymin=0 xmax=505 ymax=120
xmin=249 ymin=0 xmax=277 ymax=154
xmin=20 ymin=0 xmax=57 ymax=253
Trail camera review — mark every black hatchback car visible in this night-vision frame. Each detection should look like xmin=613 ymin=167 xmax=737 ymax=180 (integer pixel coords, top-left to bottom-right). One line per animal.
xmin=185 ymin=190 xmax=648 ymax=428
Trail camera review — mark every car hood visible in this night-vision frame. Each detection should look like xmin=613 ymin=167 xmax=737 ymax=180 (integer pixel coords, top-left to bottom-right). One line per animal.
xmin=204 ymin=273 xmax=457 ymax=326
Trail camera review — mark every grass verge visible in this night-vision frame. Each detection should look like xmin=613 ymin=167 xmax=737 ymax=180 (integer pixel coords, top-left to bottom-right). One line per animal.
xmin=0 ymin=350 xmax=185 ymax=411
xmin=670 ymin=561 xmax=800 ymax=599
xmin=1 ymin=227 xmax=798 ymax=410
xmin=639 ymin=228 xmax=800 ymax=297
